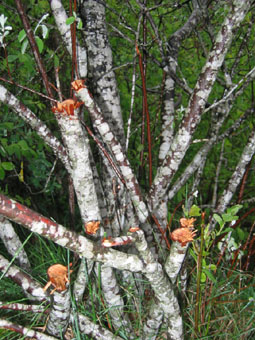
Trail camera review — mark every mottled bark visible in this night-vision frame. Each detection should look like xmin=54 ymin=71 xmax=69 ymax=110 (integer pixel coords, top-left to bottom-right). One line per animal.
xmin=99 ymin=264 xmax=135 ymax=337
xmin=73 ymin=258 xmax=94 ymax=302
xmin=75 ymin=86 xmax=148 ymax=223
xmin=0 ymin=194 xmax=145 ymax=273
xmin=129 ymin=229 xmax=183 ymax=340
xmin=165 ymin=242 xmax=189 ymax=284
xmin=46 ymin=289 xmax=71 ymax=338
xmin=159 ymin=4 xmax=206 ymax=163
xmin=0 ymin=319 xmax=56 ymax=340
xmin=0 ymin=254 xmax=47 ymax=303
xmin=216 ymin=129 xmax=255 ymax=214
xmin=70 ymin=312 xmax=123 ymax=340
xmin=0 ymin=216 xmax=31 ymax=272
xmin=1 ymin=1 xmax=254 ymax=339
xmin=150 ymin=0 xmax=251 ymax=210
xmin=80 ymin=0 xmax=125 ymax=148
xmin=142 ymin=301 xmax=163 ymax=340
xmin=0 ymin=302 xmax=46 ymax=313
xmin=54 ymin=110 xmax=101 ymax=224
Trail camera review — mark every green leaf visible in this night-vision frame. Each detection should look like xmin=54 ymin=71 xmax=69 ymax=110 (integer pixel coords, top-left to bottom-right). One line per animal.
xmin=1 ymin=162 xmax=15 ymax=171
xmin=66 ymin=17 xmax=76 ymax=25
xmin=189 ymin=247 xmax=197 ymax=260
xmin=18 ymin=29 xmax=26 ymax=42
xmin=21 ymin=39 xmax=29 ymax=54
xmin=200 ymin=272 xmax=206 ymax=283
xmin=18 ymin=140 xmax=29 ymax=150
xmin=203 ymin=268 xmax=217 ymax=283
xmin=213 ymin=213 xmax=223 ymax=226
xmin=0 ymin=122 xmax=14 ymax=130
xmin=222 ymin=227 xmax=234 ymax=234
xmin=1 ymin=138 xmax=7 ymax=147
xmin=137 ymin=144 xmax=144 ymax=152
xmin=7 ymin=55 xmax=18 ymax=63
xmin=236 ymin=227 xmax=245 ymax=241
xmin=35 ymin=36 xmax=44 ymax=53
xmin=189 ymin=204 xmax=201 ymax=217
xmin=227 ymin=205 xmax=243 ymax=216
xmin=209 ymin=264 xmax=216 ymax=271
xmin=0 ymin=167 xmax=5 ymax=180
xmin=222 ymin=213 xmax=238 ymax=222
xmin=77 ymin=19 xmax=83 ymax=30
xmin=7 ymin=144 xmax=21 ymax=159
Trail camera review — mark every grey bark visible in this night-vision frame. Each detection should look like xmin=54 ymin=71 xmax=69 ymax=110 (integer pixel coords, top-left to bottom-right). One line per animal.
xmin=0 ymin=216 xmax=31 ymax=272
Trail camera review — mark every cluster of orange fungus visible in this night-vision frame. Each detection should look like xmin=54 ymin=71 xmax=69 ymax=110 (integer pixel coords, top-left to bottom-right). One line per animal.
xmin=43 ymin=263 xmax=73 ymax=295
xmin=51 ymin=99 xmax=83 ymax=116
xmin=71 ymin=79 xmax=86 ymax=91
xmin=180 ymin=217 xmax=196 ymax=228
xmin=84 ymin=220 xmax=100 ymax=235
xmin=171 ymin=228 xmax=197 ymax=247
xmin=171 ymin=217 xmax=197 ymax=247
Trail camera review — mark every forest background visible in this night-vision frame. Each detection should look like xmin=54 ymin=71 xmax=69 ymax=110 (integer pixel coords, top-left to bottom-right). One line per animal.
xmin=0 ymin=0 xmax=255 ymax=339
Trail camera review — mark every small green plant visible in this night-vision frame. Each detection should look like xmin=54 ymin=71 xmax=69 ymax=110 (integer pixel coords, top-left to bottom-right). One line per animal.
xmin=185 ymin=204 xmax=243 ymax=337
